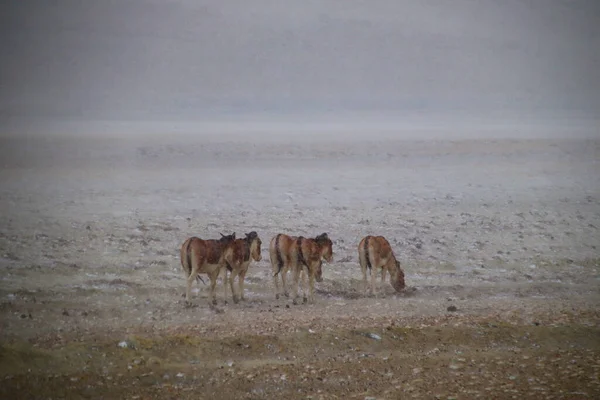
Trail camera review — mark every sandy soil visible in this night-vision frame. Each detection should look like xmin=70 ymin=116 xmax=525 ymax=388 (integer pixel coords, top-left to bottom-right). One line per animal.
xmin=0 ymin=133 xmax=599 ymax=399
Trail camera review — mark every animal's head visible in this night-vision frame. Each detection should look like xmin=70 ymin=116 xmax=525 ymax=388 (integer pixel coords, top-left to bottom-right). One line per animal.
xmin=391 ymin=259 xmax=406 ymax=292
xmin=315 ymin=233 xmax=333 ymax=263
xmin=219 ymin=232 xmax=236 ymax=245
xmin=245 ymin=231 xmax=262 ymax=262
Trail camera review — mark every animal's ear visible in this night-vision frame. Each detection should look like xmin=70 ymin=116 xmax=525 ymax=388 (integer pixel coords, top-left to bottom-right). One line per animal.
xmin=232 ymin=232 xmax=236 ymax=239
xmin=219 ymin=232 xmax=224 ymax=237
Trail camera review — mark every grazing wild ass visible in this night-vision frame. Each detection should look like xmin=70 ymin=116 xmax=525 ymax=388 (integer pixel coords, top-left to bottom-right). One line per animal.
xmin=270 ymin=233 xmax=333 ymax=304
xmin=222 ymin=231 xmax=262 ymax=303
xmin=358 ymin=235 xmax=405 ymax=296
xmin=180 ymin=232 xmax=237 ymax=305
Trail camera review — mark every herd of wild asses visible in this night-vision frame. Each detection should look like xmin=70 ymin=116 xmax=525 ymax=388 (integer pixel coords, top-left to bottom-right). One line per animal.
xmin=180 ymin=231 xmax=405 ymax=306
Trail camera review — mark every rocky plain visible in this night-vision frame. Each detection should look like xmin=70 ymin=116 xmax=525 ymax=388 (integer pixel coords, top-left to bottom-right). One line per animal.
xmin=0 ymin=130 xmax=599 ymax=399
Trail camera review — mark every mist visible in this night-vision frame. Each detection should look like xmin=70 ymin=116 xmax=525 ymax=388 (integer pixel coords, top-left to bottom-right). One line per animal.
xmin=1 ymin=0 xmax=599 ymax=136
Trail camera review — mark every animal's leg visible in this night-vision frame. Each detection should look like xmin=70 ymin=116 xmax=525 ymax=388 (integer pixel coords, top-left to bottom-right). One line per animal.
xmin=273 ymin=268 xmax=281 ymax=299
xmin=292 ymin=265 xmax=301 ymax=305
xmin=271 ymin=255 xmax=281 ymax=299
xmin=381 ymin=267 xmax=387 ymax=293
xmin=222 ymin=267 xmax=229 ymax=304
xmin=209 ymin=271 xmax=218 ymax=306
xmin=281 ymin=265 xmax=290 ymax=297
xmin=185 ymin=264 xmax=199 ymax=304
xmin=302 ymin=268 xmax=308 ymax=304
xmin=308 ymin=268 xmax=316 ymax=304
xmin=230 ymin=268 xmax=241 ymax=304
xmin=370 ymin=266 xmax=377 ymax=297
xmin=239 ymin=268 xmax=247 ymax=301
xmin=359 ymin=247 xmax=369 ymax=296
xmin=362 ymin=264 xmax=369 ymax=295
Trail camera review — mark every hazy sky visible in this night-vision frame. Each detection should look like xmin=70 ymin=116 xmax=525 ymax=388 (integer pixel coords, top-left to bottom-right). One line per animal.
xmin=1 ymin=0 xmax=599 ymax=124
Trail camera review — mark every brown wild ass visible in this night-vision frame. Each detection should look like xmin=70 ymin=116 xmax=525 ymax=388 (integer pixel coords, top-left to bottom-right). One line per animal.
xmin=358 ymin=235 xmax=405 ymax=296
xmin=180 ymin=232 xmax=236 ymax=306
xmin=270 ymin=233 xmax=333 ymax=304
xmin=222 ymin=231 xmax=262 ymax=304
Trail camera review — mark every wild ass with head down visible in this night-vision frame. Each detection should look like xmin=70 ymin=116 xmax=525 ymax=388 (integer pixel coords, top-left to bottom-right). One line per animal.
xmin=221 ymin=231 xmax=262 ymax=304
xmin=358 ymin=235 xmax=405 ymax=296
xmin=270 ymin=233 xmax=333 ymax=304
xmin=180 ymin=232 xmax=236 ymax=306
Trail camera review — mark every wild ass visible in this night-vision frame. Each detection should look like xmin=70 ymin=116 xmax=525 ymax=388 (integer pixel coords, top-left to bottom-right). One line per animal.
xmin=358 ymin=235 xmax=405 ymax=296
xmin=270 ymin=233 xmax=333 ymax=304
xmin=180 ymin=232 xmax=236 ymax=306
xmin=222 ymin=231 xmax=262 ymax=303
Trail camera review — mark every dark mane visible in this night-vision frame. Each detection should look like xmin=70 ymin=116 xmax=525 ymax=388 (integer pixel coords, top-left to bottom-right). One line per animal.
xmin=218 ymin=232 xmax=236 ymax=244
xmin=245 ymin=231 xmax=258 ymax=242
xmin=315 ymin=232 xmax=330 ymax=244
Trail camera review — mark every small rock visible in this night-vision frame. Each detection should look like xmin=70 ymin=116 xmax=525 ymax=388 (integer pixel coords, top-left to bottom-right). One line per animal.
xmin=447 ymin=305 xmax=458 ymax=312
xmin=62 ymin=309 xmax=69 ymax=316
xmin=118 ymin=341 xmax=128 ymax=348
xmin=176 ymin=372 xmax=185 ymax=378
xmin=226 ymin=361 xmax=234 ymax=367
xmin=366 ymin=333 xmax=382 ymax=341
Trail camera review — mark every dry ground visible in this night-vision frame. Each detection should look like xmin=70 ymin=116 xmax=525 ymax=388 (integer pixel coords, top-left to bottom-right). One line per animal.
xmin=0 ymin=133 xmax=599 ymax=399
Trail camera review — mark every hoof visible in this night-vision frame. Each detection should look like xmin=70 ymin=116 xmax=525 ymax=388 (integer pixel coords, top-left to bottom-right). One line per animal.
xmin=184 ymin=301 xmax=193 ymax=308
xmin=233 ymin=297 xmax=240 ymax=304
xmin=284 ymin=292 xmax=290 ymax=298
xmin=302 ymin=297 xmax=308 ymax=304
xmin=276 ymin=293 xmax=280 ymax=300
xmin=292 ymin=298 xmax=298 ymax=305
xmin=212 ymin=299 xmax=217 ymax=306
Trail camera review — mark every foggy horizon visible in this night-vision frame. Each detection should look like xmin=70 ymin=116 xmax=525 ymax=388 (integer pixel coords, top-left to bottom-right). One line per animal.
xmin=1 ymin=0 xmax=599 ymax=135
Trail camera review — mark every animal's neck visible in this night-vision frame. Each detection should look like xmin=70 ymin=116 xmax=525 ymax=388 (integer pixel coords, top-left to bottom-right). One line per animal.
xmin=297 ymin=237 xmax=307 ymax=266
xmin=387 ymin=254 xmax=399 ymax=275
xmin=241 ymin=239 xmax=251 ymax=262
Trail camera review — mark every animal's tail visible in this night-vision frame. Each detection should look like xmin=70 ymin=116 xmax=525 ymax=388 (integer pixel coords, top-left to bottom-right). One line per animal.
xmin=273 ymin=234 xmax=284 ymax=277
xmin=364 ymin=236 xmax=372 ymax=270
xmin=186 ymin=239 xmax=206 ymax=285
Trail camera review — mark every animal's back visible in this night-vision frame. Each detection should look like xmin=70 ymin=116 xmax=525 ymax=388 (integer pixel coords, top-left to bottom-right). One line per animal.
xmin=372 ymin=236 xmax=393 ymax=259
xmin=359 ymin=235 xmax=393 ymax=267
